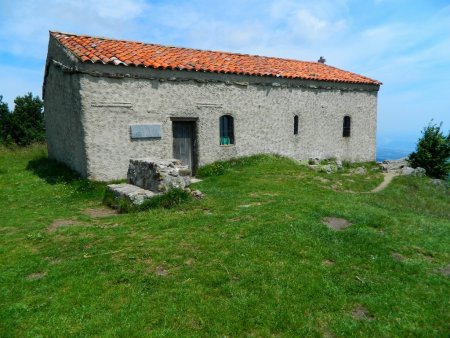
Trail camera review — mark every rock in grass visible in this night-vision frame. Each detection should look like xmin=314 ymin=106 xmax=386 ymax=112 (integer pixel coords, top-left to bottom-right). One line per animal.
xmin=320 ymin=164 xmax=337 ymax=174
xmin=354 ymin=167 xmax=367 ymax=175
xmin=430 ymin=178 xmax=446 ymax=187
xmin=308 ymin=158 xmax=320 ymax=165
xmin=380 ymin=158 xmax=409 ymax=173
xmin=191 ymin=190 xmax=204 ymax=199
xmin=401 ymin=166 xmax=426 ymax=176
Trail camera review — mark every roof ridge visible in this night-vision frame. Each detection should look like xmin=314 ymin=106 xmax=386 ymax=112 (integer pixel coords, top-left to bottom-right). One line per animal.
xmin=50 ymin=31 xmax=321 ymax=65
xmin=320 ymin=63 xmax=381 ymax=84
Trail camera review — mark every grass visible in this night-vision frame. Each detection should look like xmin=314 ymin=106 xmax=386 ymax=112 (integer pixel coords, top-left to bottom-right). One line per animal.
xmin=0 ymin=144 xmax=449 ymax=337
xmin=104 ymin=187 xmax=192 ymax=213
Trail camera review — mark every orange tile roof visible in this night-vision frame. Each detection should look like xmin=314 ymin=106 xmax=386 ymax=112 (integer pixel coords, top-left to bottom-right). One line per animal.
xmin=51 ymin=31 xmax=381 ymax=85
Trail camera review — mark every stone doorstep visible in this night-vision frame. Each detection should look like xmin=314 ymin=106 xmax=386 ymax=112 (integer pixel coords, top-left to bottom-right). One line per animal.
xmin=128 ymin=158 xmax=191 ymax=192
xmin=107 ymin=183 xmax=157 ymax=205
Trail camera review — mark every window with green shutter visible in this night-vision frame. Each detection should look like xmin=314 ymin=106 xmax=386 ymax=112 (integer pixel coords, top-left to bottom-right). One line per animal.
xmin=219 ymin=115 xmax=234 ymax=145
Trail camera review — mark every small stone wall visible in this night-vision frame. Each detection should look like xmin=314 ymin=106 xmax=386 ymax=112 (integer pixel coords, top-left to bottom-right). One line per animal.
xmin=127 ymin=158 xmax=191 ymax=192
xmin=380 ymin=158 xmax=426 ymax=176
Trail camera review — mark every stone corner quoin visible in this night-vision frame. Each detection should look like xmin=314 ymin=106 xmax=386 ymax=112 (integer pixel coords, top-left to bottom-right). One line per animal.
xmin=43 ymin=32 xmax=381 ymax=181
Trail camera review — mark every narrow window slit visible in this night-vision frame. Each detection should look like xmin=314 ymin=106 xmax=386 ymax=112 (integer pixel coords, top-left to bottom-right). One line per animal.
xmin=343 ymin=116 xmax=351 ymax=137
xmin=220 ymin=115 xmax=234 ymax=145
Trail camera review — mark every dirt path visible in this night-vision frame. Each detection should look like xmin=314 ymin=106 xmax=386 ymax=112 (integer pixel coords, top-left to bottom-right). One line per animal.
xmin=370 ymin=173 xmax=397 ymax=193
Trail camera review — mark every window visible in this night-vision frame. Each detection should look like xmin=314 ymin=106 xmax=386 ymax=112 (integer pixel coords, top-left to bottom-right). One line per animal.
xmin=220 ymin=115 xmax=234 ymax=145
xmin=294 ymin=115 xmax=299 ymax=135
xmin=343 ymin=116 xmax=351 ymax=137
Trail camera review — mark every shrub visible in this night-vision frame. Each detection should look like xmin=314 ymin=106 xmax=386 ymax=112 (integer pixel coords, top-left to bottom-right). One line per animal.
xmin=408 ymin=121 xmax=450 ymax=179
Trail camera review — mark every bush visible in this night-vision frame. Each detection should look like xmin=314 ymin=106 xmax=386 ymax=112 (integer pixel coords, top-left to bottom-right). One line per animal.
xmin=408 ymin=121 xmax=450 ymax=179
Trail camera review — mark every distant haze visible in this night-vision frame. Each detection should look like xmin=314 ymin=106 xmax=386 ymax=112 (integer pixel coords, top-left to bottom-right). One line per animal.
xmin=377 ymin=131 xmax=418 ymax=161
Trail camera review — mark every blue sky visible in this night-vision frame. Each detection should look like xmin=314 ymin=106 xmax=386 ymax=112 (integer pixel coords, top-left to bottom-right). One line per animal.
xmin=0 ymin=0 xmax=449 ymax=155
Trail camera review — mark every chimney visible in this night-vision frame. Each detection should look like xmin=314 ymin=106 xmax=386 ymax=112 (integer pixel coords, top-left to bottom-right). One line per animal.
xmin=318 ymin=56 xmax=326 ymax=64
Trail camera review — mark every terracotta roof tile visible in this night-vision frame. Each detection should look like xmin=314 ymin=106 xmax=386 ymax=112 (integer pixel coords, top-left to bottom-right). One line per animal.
xmin=50 ymin=31 xmax=381 ymax=85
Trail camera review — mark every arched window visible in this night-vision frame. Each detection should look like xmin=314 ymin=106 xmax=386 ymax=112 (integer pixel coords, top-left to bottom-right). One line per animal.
xmin=343 ymin=116 xmax=351 ymax=137
xmin=220 ymin=115 xmax=234 ymax=145
xmin=294 ymin=115 xmax=299 ymax=135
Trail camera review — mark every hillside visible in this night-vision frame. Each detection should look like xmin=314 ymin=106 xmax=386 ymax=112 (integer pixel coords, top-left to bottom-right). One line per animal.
xmin=0 ymin=145 xmax=449 ymax=336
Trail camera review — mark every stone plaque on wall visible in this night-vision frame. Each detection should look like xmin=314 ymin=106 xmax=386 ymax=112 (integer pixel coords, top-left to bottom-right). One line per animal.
xmin=130 ymin=124 xmax=162 ymax=139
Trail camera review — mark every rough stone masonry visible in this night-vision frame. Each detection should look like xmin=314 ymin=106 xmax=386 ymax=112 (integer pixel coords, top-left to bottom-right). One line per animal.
xmin=127 ymin=158 xmax=191 ymax=192
xmin=107 ymin=158 xmax=192 ymax=205
xmin=43 ymin=32 xmax=381 ymax=181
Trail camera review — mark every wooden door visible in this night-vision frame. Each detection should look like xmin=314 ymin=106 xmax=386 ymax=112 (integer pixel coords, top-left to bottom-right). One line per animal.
xmin=172 ymin=121 xmax=196 ymax=172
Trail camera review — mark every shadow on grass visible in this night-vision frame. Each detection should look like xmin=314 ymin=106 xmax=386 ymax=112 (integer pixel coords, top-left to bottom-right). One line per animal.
xmin=26 ymin=156 xmax=103 ymax=194
xmin=26 ymin=157 xmax=80 ymax=184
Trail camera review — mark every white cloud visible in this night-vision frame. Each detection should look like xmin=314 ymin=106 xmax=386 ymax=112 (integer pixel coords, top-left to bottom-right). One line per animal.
xmin=0 ymin=0 xmax=147 ymax=58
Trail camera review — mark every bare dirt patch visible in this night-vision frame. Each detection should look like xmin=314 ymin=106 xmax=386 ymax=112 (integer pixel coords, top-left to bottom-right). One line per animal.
xmin=330 ymin=183 xmax=342 ymax=191
xmin=420 ymin=254 xmax=434 ymax=262
xmin=321 ymin=327 xmax=336 ymax=338
xmin=391 ymin=252 xmax=406 ymax=262
xmin=322 ymin=259 xmax=335 ymax=266
xmin=438 ymin=265 xmax=450 ymax=277
xmin=185 ymin=258 xmax=195 ymax=266
xmin=314 ymin=176 xmax=330 ymax=183
xmin=371 ymin=173 xmax=397 ymax=193
xmin=84 ymin=207 xmax=118 ymax=218
xmin=249 ymin=192 xmax=280 ymax=197
xmin=351 ymin=304 xmax=374 ymax=321
xmin=323 ymin=217 xmax=352 ymax=231
xmin=44 ymin=257 xmax=62 ymax=265
xmin=48 ymin=219 xmax=80 ymax=232
xmin=97 ymin=223 xmax=121 ymax=229
xmin=239 ymin=202 xmax=264 ymax=208
xmin=155 ymin=266 xmax=168 ymax=276
xmin=411 ymin=246 xmax=435 ymax=261
xmin=26 ymin=272 xmax=47 ymax=281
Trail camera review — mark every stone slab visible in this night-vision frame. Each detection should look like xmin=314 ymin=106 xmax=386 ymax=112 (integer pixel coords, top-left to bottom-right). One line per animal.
xmin=107 ymin=183 xmax=157 ymax=205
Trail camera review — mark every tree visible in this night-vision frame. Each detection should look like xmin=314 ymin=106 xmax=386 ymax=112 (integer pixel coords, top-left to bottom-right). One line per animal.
xmin=0 ymin=95 xmax=12 ymax=144
xmin=409 ymin=121 xmax=450 ymax=179
xmin=9 ymin=93 xmax=45 ymax=146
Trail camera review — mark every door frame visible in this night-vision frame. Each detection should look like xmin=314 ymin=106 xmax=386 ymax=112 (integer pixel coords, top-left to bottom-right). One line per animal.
xmin=171 ymin=117 xmax=198 ymax=175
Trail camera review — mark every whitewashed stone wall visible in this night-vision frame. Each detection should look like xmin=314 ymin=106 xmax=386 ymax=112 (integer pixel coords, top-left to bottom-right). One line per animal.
xmin=43 ymin=37 xmax=87 ymax=176
xmin=44 ymin=37 xmax=379 ymax=181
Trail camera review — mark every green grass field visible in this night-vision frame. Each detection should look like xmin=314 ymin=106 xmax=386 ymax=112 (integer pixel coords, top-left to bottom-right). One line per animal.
xmin=1 ymin=144 xmax=449 ymax=337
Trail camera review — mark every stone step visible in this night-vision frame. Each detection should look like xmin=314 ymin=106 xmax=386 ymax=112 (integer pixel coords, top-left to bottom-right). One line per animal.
xmin=128 ymin=158 xmax=191 ymax=192
xmin=107 ymin=183 xmax=157 ymax=205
